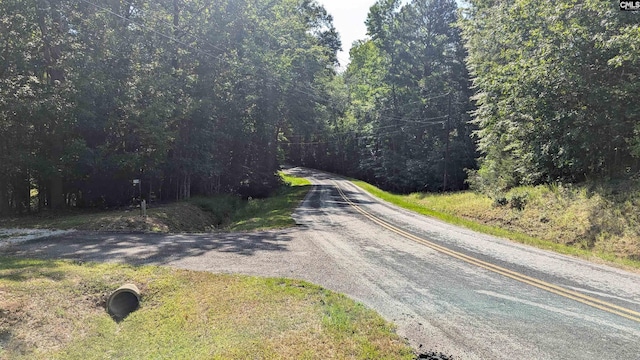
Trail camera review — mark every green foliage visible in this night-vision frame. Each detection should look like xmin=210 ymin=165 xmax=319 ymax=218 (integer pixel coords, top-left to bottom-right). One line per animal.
xmin=508 ymin=191 xmax=528 ymax=211
xmin=189 ymin=173 xmax=311 ymax=231
xmin=492 ymin=195 xmax=508 ymax=208
xmin=189 ymin=195 xmax=244 ymax=227
xmin=0 ymin=0 xmax=340 ymax=213
xmin=460 ymin=0 xmax=640 ymax=190
xmin=631 ymin=123 xmax=640 ymax=160
xmin=296 ymin=0 xmax=478 ymax=193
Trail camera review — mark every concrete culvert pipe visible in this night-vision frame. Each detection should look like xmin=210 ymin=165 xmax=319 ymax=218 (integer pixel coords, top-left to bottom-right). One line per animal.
xmin=107 ymin=284 xmax=140 ymax=320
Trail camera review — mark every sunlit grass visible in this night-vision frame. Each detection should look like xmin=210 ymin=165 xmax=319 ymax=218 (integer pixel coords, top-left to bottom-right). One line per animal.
xmin=191 ymin=173 xmax=311 ymax=231
xmin=0 ymin=257 xmax=413 ymax=360
xmin=228 ymin=174 xmax=310 ymax=231
xmin=352 ymin=180 xmax=640 ymax=270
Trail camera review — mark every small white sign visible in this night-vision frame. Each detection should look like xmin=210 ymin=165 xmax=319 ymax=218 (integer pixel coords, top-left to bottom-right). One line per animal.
xmin=132 ymin=179 xmax=140 ymax=185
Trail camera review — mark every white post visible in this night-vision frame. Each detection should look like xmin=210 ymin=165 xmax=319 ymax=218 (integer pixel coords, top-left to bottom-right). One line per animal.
xmin=141 ymin=199 xmax=147 ymax=218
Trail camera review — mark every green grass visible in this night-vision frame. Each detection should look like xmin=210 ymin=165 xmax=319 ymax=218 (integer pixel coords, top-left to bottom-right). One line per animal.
xmin=351 ymin=180 xmax=640 ymax=270
xmin=0 ymin=257 xmax=413 ymax=360
xmin=191 ymin=173 xmax=311 ymax=231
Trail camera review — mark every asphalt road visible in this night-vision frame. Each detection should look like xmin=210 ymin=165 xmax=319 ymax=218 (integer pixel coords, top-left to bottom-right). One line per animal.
xmin=3 ymin=167 xmax=640 ymax=359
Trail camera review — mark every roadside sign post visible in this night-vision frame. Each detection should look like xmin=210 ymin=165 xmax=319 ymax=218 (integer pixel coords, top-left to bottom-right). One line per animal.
xmin=133 ymin=179 xmax=141 ymax=215
xmin=141 ymin=199 xmax=147 ymax=218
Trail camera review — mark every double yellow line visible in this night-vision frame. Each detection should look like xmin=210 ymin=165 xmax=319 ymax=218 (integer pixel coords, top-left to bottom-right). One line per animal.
xmin=334 ymin=182 xmax=640 ymax=324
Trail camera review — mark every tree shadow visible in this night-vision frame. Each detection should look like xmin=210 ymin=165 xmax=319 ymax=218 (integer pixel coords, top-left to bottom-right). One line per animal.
xmin=1 ymin=230 xmax=297 ymax=266
xmin=582 ymin=179 xmax=640 ymax=260
xmin=0 ymin=257 xmax=67 ymax=282
xmin=335 ymin=187 xmax=376 ymax=207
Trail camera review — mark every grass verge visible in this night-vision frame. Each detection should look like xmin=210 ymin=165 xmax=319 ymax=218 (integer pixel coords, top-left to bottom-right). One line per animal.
xmin=0 ymin=256 xmax=413 ymax=360
xmin=190 ymin=173 xmax=311 ymax=231
xmin=0 ymin=202 xmax=217 ymax=233
xmin=0 ymin=173 xmax=311 ymax=233
xmin=351 ymin=180 xmax=640 ymax=270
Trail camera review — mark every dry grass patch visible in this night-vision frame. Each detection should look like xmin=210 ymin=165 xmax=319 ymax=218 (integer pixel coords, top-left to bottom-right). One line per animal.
xmin=0 ymin=257 xmax=413 ymax=360
xmin=0 ymin=202 xmax=217 ymax=234
xmin=353 ymin=179 xmax=640 ymax=269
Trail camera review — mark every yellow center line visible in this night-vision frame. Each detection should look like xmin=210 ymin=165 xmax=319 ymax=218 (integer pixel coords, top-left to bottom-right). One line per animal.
xmin=334 ymin=182 xmax=640 ymax=324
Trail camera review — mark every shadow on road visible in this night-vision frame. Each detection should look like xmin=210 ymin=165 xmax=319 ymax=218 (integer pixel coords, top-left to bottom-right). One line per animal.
xmin=2 ymin=230 xmax=296 ymax=266
xmin=4 ymin=167 xmax=375 ymax=267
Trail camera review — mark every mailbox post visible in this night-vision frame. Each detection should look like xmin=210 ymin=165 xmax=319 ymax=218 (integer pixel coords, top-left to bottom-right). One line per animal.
xmin=133 ymin=179 xmax=141 ymax=215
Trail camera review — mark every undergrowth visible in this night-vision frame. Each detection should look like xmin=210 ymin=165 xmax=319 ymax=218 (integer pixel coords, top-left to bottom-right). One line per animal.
xmin=0 ymin=173 xmax=311 ymax=233
xmin=190 ymin=172 xmax=311 ymax=231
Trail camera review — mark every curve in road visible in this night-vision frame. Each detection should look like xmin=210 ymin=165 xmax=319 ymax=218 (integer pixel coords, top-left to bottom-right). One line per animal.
xmin=334 ymin=180 xmax=640 ymax=324
xmin=3 ymin=167 xmax=640 ymax=359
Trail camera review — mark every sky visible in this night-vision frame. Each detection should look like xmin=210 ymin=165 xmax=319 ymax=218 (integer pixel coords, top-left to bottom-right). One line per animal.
xmin=316 ymin=0 xmax=376 ymax=69
xmin=317 ymin=0 xmax=466 ymax=69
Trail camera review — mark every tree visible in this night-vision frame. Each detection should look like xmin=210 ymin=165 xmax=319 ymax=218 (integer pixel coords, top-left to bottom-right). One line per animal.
xmin=0 ymin=0 xmax=345 ymax=213
xmin=460 ymin=0 xmax=640 ymax=188
xmin=326 ymin=0 xmax=476 ymax=192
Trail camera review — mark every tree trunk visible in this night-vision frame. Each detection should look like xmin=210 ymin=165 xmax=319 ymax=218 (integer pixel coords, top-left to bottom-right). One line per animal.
xmin=38 ymin=181 xmax=46 ymax=210
xmin=36 ymin=0 xmax=66 ymax=209
xmin=177 ymin=174 xmax=191 ymax=201
xmin=50 ymin=171 xmax=64 ymax=209
xmin=16 ymin=176 xmax=30 ymax=213
xmin=0 ymin=177 xmax=7 ymax=216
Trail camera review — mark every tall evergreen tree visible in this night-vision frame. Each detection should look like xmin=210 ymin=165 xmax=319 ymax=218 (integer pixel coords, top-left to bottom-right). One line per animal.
xmin=0 ymin=0 xmax=343 ymax=212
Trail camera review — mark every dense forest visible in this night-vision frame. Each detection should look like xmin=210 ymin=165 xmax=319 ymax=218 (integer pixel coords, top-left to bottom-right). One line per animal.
xmin=0 ymin=0 xmax=342 ymax=212
xmin=1 ymin=0 xmax=639 ymax=214
xmin=296 ymin=0 xmax=477 ymax=193
xmin=459 ymin=0 xmax=640 ymax=191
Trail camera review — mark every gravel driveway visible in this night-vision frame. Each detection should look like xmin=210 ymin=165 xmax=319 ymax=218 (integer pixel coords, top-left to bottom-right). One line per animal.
xmin=3 ymin=167 xmax=640 ymax=359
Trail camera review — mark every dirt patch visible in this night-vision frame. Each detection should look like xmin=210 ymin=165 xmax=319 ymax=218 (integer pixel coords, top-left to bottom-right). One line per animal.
xmin=0 ymin=202 xmax=217 ymax=235
xmin=86 ymin=203 xmax=217 ymax=233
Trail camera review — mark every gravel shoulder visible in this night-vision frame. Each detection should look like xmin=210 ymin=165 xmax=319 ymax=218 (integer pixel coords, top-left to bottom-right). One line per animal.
xmin=2 ymin=167 xmax=640 ymax=359
xmin=0 ymin=228 xmax=76 ymax=247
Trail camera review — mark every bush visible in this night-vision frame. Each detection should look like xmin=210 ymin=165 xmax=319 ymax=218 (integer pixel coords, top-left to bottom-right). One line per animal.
xmin=189 ymin=195 xmax=244 ymax=226
xmin=492 ymin=195 xmax=508 ymax=207
xmin=508 ymin=192 xmax=528 ymax=211
xmin=465 ymin=158 xmax=519 ymax=196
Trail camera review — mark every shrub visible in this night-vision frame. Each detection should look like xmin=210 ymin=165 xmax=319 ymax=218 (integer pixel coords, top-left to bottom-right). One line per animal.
xmin=508 ymin=192 xmax=528 ymax=211
xmin=189 ymin=195 xmax=244 ymax=226
xmin=492 ymin=195 xmax=508 ymax=207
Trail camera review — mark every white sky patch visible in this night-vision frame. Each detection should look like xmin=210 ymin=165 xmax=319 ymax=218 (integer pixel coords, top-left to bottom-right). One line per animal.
xmin=316 ymin=0 xmax=375 ymax=68
xmin=317 ymin=0 xmax=466 ymax=69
